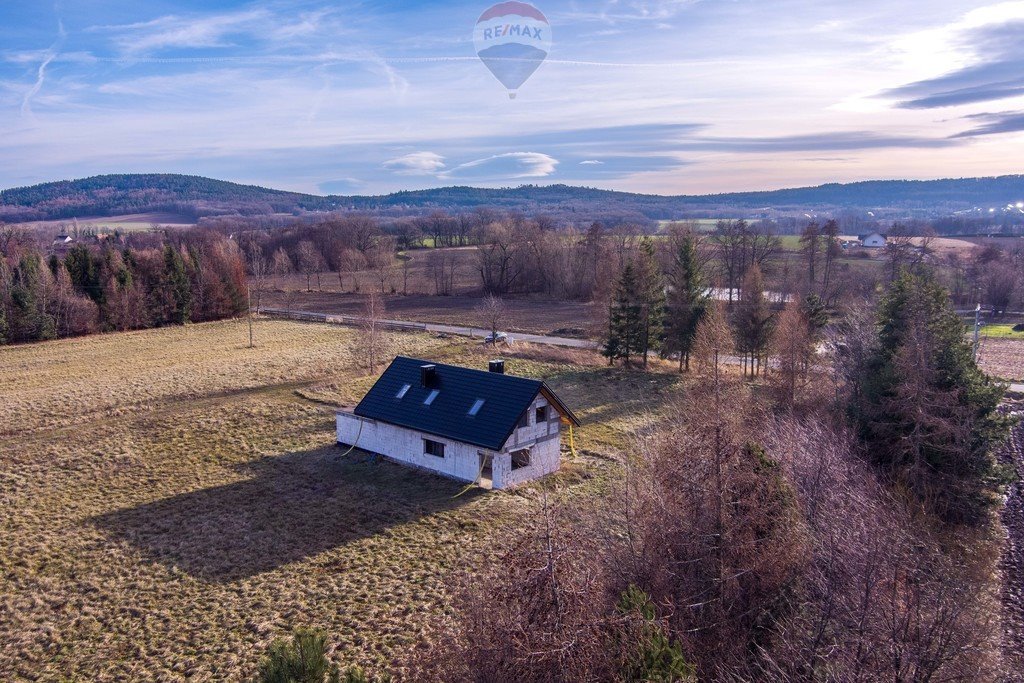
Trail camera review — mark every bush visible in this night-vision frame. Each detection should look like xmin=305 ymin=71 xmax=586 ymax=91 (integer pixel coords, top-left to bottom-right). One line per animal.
xmin=257 ymin=630 xmax=339 ymax=683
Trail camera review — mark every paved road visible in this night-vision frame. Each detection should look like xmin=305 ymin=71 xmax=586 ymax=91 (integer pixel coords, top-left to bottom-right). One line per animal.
xmin=261 ymin=308 xmax=599 ymax=349
xmin=263 ymin=308 xmax=1024 ymax=389
xmin=418 ymin=321 xmax=599 ymax=349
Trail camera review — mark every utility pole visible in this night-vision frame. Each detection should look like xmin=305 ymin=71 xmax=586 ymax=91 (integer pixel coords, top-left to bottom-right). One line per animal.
xmin=973 ymin=303 xmax=981 ymax=361
xmin=248 ymin=284 xmax=254 ymax=349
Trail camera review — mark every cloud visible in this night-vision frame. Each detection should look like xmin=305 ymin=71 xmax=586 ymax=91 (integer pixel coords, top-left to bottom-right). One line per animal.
xmin=382 ymin=152 xmax=447 ymax=175
xmin=674 ymin=131 xmax=956 ymax=152
xmin=442 ymin=153 xmax=559 ymax=180
xmin=951 ymin=110 xmax=1024 ymax=137
xmin=882 ymin=7 xmax=1024 ymax=109
xmin=580 ymin=160 xmax=604 ymax=165
xmin=89 ymin=7 xmax=333 ymax=55
xmin=21 ymin=15 xmax=66 ymax=119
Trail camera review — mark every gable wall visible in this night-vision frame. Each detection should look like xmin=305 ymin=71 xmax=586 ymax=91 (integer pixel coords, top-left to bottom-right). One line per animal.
xmin=337 ymin=413 xmax=483 ymax=483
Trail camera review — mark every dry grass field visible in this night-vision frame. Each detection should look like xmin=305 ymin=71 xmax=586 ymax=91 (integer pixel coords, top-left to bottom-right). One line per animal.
xmin=0 ymin=318 xmax=681 ymax=680
xmin=979 ymin=337 xmax=1024 ymax=382
xmin=14 ymin=212 xmax=197 ymax=233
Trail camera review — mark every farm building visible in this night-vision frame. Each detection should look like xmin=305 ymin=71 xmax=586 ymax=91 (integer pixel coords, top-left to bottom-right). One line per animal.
xmin=859 ymin=232 xmax=888 ymax=248
xmin=337 ymin=357 xmax=580 ymax=489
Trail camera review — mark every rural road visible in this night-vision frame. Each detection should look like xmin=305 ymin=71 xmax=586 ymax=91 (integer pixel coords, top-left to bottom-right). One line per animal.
xmin=263 ymin=308 xmax=1024 ymax=389
xmin=262 ymin=308 xmax=599 ymax=349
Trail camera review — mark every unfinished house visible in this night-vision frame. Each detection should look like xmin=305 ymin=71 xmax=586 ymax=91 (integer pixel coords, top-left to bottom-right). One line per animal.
xmin=336 ymin=357 xmax=580 ymax=489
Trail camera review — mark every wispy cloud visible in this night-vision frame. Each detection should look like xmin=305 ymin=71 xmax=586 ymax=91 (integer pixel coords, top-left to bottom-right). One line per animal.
xmin=951 ymin=110 xmax=1024 ymax=137
xmin=21 ymin=14 xmax=66 ymax=119
xmin=881 ymin=4 xmax=1024 ymax=109
xmin=88 ymin=6 xmax=335 ymax=56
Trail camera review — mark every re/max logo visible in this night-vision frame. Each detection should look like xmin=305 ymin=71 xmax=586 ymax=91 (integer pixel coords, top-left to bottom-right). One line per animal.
xmin=482 ymin=24 xmax=544 ymax=40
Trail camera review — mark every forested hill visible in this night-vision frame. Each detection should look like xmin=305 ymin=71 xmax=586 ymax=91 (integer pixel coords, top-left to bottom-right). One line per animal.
xmin=3 ymin=173 xmax=1023 ymax=223
xmin=0 ymin=174 xmax=340 ymax=222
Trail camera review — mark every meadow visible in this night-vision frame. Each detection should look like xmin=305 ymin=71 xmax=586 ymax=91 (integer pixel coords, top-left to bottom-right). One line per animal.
xmin=0 ymin=318 xmax=680 ymax=680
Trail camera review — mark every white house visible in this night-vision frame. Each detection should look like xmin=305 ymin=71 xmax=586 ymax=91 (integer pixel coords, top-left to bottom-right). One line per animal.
xmin=860 ymin=232 xmax=888 ymax=248
xmin=336 ymin=357 xmax=580 ymax=490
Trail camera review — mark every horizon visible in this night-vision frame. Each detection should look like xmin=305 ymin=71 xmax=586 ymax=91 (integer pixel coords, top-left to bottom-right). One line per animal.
xmin=5 ymin=171 xmax=1024 ymax=200
xmin=3 ymin=1 xmax=1024 ymax=195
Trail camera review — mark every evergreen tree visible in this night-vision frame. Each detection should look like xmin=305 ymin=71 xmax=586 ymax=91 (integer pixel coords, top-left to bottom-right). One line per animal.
xmin=734 ymin=264 xmax=775 ymax=378
xmin=257 ymin=629 xmax=340 ymax=683
xmin=64 ymin=244 xmax=103 ymax=305
xmin=616 ymin=585 xmax=695 ymax=682
xmin=634 ymin=238 xmax=666 ymax=368
xmin=664 ymin=232 xmax=708 ymax=371
xmin=800 ymin=293 xmax=829 ymax=339
xmin=858 ymin=271 xmax=1010 ymax=523
xmin=604 ymin=262 xmax=644 ymax=365
xmin=164 ymin=244 xmax=192 ymax=325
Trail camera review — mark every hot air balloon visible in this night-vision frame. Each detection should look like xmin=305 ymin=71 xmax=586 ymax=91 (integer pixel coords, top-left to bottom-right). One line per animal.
xmin=473 ymin=2 xmax=551 ymax=99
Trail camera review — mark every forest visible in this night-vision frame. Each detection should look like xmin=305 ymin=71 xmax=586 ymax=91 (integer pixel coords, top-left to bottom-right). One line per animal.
xmin=4 ymin=173 xmax=1024 ymax=228
xmin=0 ymin=227 xmax=247 ymax=345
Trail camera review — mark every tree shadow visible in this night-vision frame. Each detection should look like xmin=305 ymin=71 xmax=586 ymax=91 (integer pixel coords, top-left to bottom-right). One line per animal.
xmin=91 ymin=447 xmax=484 ymax=582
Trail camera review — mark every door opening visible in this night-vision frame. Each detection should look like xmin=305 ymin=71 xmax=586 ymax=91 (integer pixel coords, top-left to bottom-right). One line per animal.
xmin=478 ymin=452 xmax=494 ymax=489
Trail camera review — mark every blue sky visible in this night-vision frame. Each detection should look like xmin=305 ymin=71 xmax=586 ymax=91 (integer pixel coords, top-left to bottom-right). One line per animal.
xmin=1 ymin=0 xmax=1023 ymax=195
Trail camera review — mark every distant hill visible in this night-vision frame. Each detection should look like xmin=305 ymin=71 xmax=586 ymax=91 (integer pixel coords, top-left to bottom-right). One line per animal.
xmin=3 ymin=173 xmax=1023 ymax=224
xmin=0 ymin=174 xmax=339 ymax=223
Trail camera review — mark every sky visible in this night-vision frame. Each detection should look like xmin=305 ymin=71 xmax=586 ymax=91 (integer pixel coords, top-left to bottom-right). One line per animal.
xmin=1 ymin=0 xmax=1023 ymax=196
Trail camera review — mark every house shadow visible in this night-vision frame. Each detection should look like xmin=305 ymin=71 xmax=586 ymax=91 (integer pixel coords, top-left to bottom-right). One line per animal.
xmin=91 ymin=447 xmax=484 ymax=582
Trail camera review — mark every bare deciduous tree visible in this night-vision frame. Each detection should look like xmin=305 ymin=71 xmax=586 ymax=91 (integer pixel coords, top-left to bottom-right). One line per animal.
xmin=474 ymin=294 xmax=507 ymax=344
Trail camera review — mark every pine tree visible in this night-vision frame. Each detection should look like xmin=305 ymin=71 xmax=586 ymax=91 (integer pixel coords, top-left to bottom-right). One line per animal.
xmin=858 ymin=271 xmax=1010 ymax=523
xmin=604 ymin=262 xmax=644 ymax=365
xmin=664 ymin=232 xmax=708 ymax=371
xmin=257 ymin=629 xmax=340 ymax=683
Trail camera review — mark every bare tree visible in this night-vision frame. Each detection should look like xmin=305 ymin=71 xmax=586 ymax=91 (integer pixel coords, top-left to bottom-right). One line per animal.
xmin=271 ymin=247 xmax=293 ymax=277
xmin=368 ymin=236 xmax=397 ymax=294
xmin=295 ymin=241 xmax=324 ymax=292
xmin=771 ymin=300 xmax=814 ymax=410
xmin=245 ymin=241 xmax=269 ymax=313
xmin=360 ymin=292 xmax=387 ymax=373
xmin=474 ymin=294 xmax=507 ymax=344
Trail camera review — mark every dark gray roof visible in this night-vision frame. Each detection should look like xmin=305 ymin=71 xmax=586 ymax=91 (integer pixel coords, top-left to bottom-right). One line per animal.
xmin=352 ymin=356 xmax=579 ymax=451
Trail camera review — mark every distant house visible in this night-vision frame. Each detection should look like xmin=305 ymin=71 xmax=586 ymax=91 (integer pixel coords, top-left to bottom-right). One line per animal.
xmin=336 ymin=357 xmax=580 ymax=490
xmin=50 ymin=235 xmax=75 ymax=255
xmin=859 ymin=232 xmax=887 ymax=248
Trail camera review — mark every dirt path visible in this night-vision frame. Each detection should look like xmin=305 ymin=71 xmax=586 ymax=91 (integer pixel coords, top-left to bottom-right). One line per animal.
xmin=1000 ymin=409 xmax=1024 ymax=681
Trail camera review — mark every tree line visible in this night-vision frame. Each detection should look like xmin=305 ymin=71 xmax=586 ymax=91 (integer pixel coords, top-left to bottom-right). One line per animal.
xmin=0 ymin=227 xmax=247 ymax=345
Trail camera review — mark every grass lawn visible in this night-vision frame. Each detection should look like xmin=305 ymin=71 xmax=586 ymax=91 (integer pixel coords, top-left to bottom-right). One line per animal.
xmin=981 ymin=324 xmax=1024 ymax=339
xmin=0 ymin=318 xmax=681 ymax=680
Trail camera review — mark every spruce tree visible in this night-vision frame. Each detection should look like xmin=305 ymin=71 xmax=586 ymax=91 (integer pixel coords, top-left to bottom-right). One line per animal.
xmin=664 ymin=232 xmax=708 ymax=371
xmin=164 ymin=245 xmax=192 ymax=325
xmin=858 ymin=271 xmax=1010 ymax=523
xmin=604 ymin=262 xmax=644 ymax=365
